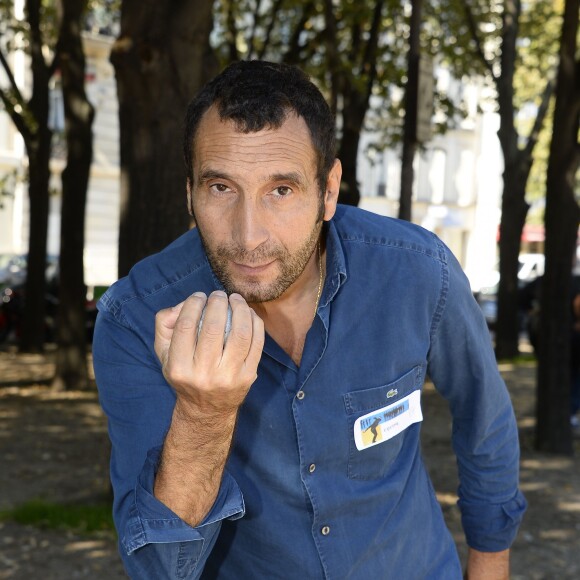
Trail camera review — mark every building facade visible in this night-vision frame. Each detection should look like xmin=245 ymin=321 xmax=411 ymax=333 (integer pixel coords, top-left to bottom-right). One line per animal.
xmin=0 ymin=31 xmax=120 ymax=288
xmin=1 ymin=38 xmax=503 ymax=292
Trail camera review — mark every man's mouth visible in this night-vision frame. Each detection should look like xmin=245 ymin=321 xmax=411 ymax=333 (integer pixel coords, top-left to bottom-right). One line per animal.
xmin=231 ymin=260 xmax=276 ymax=275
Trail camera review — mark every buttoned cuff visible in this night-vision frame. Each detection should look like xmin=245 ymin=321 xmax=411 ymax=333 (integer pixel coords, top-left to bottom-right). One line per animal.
xmin=122 ymin=447 xmax=245 ymax=555
xmin=459 ymin=490 xmax=527 ymax=552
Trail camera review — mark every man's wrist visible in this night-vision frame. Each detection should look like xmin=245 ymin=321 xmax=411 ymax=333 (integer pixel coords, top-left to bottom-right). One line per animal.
xmin=174 ymin=396 xmax=239 ymax=426
xmin=465 ymin=547 xmax=510 ymax=580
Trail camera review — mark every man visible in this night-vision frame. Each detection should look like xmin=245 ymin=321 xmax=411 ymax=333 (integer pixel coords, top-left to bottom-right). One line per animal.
xmin=94 ymin=61 xmax=526 ymax=579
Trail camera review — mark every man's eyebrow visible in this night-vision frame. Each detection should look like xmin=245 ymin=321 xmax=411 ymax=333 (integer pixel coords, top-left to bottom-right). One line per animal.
xmin=266 ymin=172 xmax=308 ymax=187
xmin=197 ymin=169 xmax=230 ymax=184
xmin=197 ymin=169 xmax=308 ymax=187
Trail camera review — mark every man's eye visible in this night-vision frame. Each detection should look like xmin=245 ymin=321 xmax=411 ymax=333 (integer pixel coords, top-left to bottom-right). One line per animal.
xmin=274 ymin=186 xmax=292 ymax=196
xmin=210 ymin=183 xmax=230 ymax=193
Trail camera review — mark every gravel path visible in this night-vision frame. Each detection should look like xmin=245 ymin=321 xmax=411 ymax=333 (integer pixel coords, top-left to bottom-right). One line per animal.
xmin=0 ymin=349 xmax=578 ymax=579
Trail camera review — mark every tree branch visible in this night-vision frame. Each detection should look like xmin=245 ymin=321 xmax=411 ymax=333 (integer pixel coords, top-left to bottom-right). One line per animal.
xmin=283 ymin=2 xmax=317 ymax=64
xmin=0 ymin=46 xmax=26 ymax=106
xmin=0 ymin=86 xmax=31 ymax=143
xmin=323 ymin=0 xmax=340 ymax=116
xmin=224 ymin=0 xmax=240 ymax=62
xmin=246 ymin=0 xmax=263 ymax=60
xmin=349 ymin=19 xmax=361 ymax=64
xmin=461 ymin=0 xmax=497 ymax=80
xmin=258 ymin=0 xmax=286 ymax=60
xmin=48 ymin=51 xmax=59 ymax=77
xmin=362 ymin=0 xmax=385 ymax=102
xmin=498 ymin=0 xmax=521 ymax=90
xmin=521 ymin=76 xmax=555 ymax=161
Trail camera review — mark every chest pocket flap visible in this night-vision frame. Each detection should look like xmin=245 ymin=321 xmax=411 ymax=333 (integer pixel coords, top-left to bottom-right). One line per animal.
xmin=343 ymin=365 xmax=424 ymax=480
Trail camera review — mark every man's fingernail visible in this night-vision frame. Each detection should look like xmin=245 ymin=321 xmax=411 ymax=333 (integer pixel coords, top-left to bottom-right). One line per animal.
xmin=230 ymin=293 xmax=244 ymax=301
xmin=212 ymin=290 xmax=227 ymax=298
xmin=192 ymin=292 xmax=206 ymax=299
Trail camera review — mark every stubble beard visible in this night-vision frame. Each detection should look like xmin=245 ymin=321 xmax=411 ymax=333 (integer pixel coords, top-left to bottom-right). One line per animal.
xmin=198 ymin=220 xmax=323 ymax=304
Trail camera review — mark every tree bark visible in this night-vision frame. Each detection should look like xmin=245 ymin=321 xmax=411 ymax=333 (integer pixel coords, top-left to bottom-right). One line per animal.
xmin=535 ymin=0 xmax=579 ymax=455
xmin=20 ymin=137 xmax=51 ymax=352
xmin=52 ymin=0 xmax=95 ymax=390
xmin=462 ymin=0 xmax=553 ymax=359
xmin=337 ymin=87 xmax=367 ymax=207
xmin=19 ymin=0 xmax=53 ymax=353
xmin=331 ymin=0 xmax=385 ymax=208
xmin=493 ymin=0 xmax=527 ymax=360
xmin=111 ymin=0 xmax=217 ymax=278
xmin=494 ymin=165 xmax=529 ymax=359
xmin=399 ymin=0 xmax=422 ymax=222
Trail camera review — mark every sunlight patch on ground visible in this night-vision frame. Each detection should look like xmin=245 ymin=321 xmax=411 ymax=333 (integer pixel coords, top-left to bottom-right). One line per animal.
xmin=539 ymin=529 xmax=577 ymax=541
xmin=40 ymin=425 xmax=67 ymax=434
xmin=435 ymin=492 xmax=458 ymax=506
xmin=520 ymin=481 xmax=550 ymax=492
xmin=0 ymin=410 xmax=19 ymax=419
xmin=64 ymin=540 xmax=107 ymax=553
xmin=497 ymin=363 xmax=516 ymax=372
xmin=557 ymin=501 xmax=580 ymax=513
xmin=521 ymin=458 xmax=574 ymax=470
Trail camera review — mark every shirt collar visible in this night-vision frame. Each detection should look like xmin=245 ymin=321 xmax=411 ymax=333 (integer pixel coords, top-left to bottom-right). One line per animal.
xmin=320 ymin=217 xmax=348 ymax=309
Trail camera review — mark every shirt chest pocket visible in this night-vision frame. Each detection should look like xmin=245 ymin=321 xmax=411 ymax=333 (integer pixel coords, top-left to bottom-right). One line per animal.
xmin=343 ymin=365 xmax=424 ymax=480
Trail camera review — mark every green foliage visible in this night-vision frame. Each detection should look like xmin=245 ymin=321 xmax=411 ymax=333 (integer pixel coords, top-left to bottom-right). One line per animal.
xmin=210 ymin=0 xmax=563 ymax=155
xmin=85 ymin=0 xmax=120 ymax=35
xmin=0 ymin=0 xmax=59 ymax=55
xmin=212 ymin=1 xmax=413 ymax=149
xmin=515 ymin=0 xmax=563 ymax=205
xmin=0 ymin=167 xmax=19 ymax=209
xmin=497 ymin=353 xmax=537 ymax=365
xmin=0 ymin=499 xmax=115 ymax=535
xmin=423 ymin=0 xmax=502 ymax=79
xmin=0 ymin=168 xmax=30 ymax=211
xmin=437 ymin=1 xmax=564 ymax=207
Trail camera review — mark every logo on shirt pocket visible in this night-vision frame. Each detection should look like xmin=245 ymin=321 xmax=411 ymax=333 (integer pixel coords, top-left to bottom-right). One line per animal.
xmin=343 ymin=365 xmax=424 ymax=480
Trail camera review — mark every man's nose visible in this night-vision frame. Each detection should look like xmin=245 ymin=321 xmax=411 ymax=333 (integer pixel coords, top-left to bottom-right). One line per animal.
xmin=232 ymin=199 xmax=269 ymax=252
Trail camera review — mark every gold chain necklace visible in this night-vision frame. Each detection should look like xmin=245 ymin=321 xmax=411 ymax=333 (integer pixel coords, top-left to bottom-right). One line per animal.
xmin=313 ymin=242 xmax=324 ymax=319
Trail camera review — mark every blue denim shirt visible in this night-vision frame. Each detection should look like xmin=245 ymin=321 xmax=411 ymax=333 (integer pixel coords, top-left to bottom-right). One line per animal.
xmin=93 ymin=205 xmax=526 ymax=579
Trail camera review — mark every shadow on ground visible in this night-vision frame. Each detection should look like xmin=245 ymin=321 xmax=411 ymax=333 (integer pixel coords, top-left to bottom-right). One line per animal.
xmin=0 ymin=349 xmax=578 ymax=579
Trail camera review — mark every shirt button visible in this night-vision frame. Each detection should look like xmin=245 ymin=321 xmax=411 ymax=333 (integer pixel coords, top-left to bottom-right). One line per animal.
xmin=321 ymin=525 xmax=330 ymax=536
xmin=309 ymin=463 xmax=316 ymax=473
xmin=296 ymin=390 xmax=305 ymax=400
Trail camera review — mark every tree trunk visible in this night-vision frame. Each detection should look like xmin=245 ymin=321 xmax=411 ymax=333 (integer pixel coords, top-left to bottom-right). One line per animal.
xmin=535 ymin=0 xmax=579 ymax=455
xmin=493 ymin=0 xmax=527 ymax=360
xmin=399 ymin=0 xmax=422 ymax=222
xmin=52 ymin=0 xmax=95 ymax=391
xmin=325 ymin=0 xmax=384 ymax=209
xmin=111 ymin=0 xmax=217 ymax=278
xmin=337 ymin=88 xmax=366 ymax=207
xmin=19 ymin=132 xmax=52 ymax=352
xmin=495 ymin=166 xmax=529 ymax=359
xmin=19 ymin=0 xmax=52 ymax=353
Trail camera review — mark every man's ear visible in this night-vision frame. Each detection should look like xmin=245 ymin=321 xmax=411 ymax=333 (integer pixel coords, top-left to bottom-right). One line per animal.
xmin=323 ymin=159 xmax=342 ymax=221
xmin=186 ymin=179 xmax=195 ymax=223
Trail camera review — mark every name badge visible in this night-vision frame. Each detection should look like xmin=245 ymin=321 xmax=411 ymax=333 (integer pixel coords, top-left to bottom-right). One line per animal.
xmin=354 ymin=390 xmax=423 ymax=451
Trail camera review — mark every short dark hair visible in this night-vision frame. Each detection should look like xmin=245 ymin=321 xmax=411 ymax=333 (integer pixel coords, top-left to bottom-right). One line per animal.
xmin=183 ymin=60 xmax=336 ymax=197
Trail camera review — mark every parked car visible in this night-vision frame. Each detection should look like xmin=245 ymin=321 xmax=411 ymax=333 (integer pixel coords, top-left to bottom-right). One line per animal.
xmin=475 ymin=254 xmax=545 ymax=329
xmin=0 ymin=254 xmax=28 ymax=288
xmin=0 ymin=282 xmax=97 ymax=344
xmin=0 ymin=253 xmax=59 ymax=289
xmin=0 ymin=254 xmax=97 ymax=344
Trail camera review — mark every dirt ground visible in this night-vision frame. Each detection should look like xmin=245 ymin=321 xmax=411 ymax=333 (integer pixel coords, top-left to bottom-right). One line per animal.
xmin=0 ymin=347 xmax=578 ymax=579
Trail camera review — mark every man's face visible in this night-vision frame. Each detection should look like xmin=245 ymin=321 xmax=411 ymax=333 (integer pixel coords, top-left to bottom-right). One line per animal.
xmin=190 ymin=107 xmax=340 ymax=303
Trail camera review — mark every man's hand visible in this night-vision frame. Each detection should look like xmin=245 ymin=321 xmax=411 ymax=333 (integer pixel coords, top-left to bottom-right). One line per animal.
xmin=465 ymin=548 xmax=510 ymax=580
xmin=155 ymin=290 xmax=264 ymax=416
xmin=153 ymin=290 xmax=264 ymax=526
